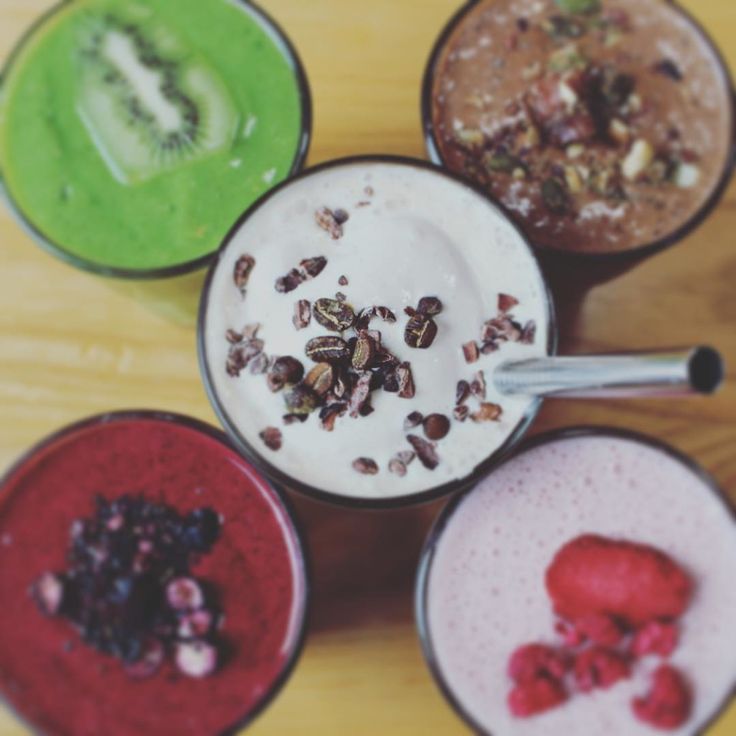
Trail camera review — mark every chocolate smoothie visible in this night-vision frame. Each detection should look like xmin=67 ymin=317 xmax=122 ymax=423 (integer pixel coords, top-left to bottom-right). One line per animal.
xmin=428 ymin=0 xmax=734 ymax=254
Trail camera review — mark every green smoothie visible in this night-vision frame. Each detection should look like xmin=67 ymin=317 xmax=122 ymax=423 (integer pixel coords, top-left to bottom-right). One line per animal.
xmin=0 ymin=0 xmax=308 ymax=273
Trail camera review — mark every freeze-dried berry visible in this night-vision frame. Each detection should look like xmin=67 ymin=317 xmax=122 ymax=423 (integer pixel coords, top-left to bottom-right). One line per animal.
xmin=508 ymin=643 xmax=569 ymax=684
xmin=632 ymin=665 xmax=692 ymax=730
xmin=259 ymin=427 xmax=283 ymax=451
xmin=575 ymin=613 xmax=625 ymax=647
xmin=508 ymin=676 xmax=568 ymax=718
xmin=631 ymin=620 xmax=679 ymax=658
xmin=574 ymin=646 xmax=631 ymax=692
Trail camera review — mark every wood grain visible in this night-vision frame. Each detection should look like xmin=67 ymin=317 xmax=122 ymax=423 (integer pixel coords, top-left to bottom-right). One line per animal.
xmin=1 ymin=0 xmax=735 ymax=733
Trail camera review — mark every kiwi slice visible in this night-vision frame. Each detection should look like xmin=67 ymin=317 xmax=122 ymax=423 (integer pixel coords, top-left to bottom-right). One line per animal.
xmin=75 ymin=2 xmax=239 ymax=185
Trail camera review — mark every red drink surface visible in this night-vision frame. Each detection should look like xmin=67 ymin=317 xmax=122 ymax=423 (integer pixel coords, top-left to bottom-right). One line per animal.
xmin=0 ymin=414 xmax=306 ymax=735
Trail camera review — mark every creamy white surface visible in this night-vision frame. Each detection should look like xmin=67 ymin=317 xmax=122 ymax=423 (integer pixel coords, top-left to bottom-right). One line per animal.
xmin=427 ymin=436 xmax=736 ymax=735
xmin=204 ymin=162 xmax=550 ymax=499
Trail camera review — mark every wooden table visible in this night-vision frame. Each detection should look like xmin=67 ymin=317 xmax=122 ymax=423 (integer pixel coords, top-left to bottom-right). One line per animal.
xmin=1 ymin=0 xmax=735 ymax=733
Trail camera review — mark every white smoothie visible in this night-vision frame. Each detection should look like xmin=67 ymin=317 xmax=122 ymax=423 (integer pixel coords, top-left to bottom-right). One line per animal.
xmin=202 ymin=161 xmax=550 ymax=499
xmin=424 ymin=434 xmax=736 ymax=735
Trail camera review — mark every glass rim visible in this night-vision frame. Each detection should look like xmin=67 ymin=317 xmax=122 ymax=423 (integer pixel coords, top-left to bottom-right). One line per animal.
xmin=197 ymin=153 xmax=559 ymax=510
xmin=414 ymin=424 xmax=736 ymax=736
xmin=420 ymin=0 xmax=736 ymax=263
xmin=0 ymin=0 xmax=313 ymax=282
xmin=0 ymin=408 xmax=312 ymax=736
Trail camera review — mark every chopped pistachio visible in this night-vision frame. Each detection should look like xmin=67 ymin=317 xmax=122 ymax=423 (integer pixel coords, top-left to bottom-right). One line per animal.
xmin=554 ymin=0 xmax=601 ymax=13
xmin=674 ymin=162 xmax=701 ymax=188
xmin=455 ymin=128 xmax=484 ymax=146
xmin=522 ymin=123 xmax=541 ymax=148
xmin=522 ymin=62 xmax=543 ymax=81
xmin=565 ymin=166 xmax=584 ymax=194
xmin=548 ymin=44 xmax=588 ymax=73
xmin=558 ymin=80 xmax=579 ymax=108
xmin=622 ymin=139 xmax=655 ymax=180
xmin=512 ymin=167 xmax=527 ymax=180
xmin=566 ymin=143 xmax=585 ymax=159
xmin=609 ymin=118 xmax=631 ymax=145
xmin=624 ymin=93 xmax=643 ymax=114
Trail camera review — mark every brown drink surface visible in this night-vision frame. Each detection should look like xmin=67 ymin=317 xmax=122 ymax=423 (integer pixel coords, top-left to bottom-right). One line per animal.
xmin=430 ymin=0 xmax=733 ymax=254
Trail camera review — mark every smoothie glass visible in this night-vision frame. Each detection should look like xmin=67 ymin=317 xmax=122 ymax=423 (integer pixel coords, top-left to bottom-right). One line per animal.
xmin=0 ymin=0 xmax=312 ymax=323
xmin=197 ymin=155 xmax=724 ymax=509
xmin=415 ymin=426 xmax=736 ymax=736
xmin=0 ymin=410 xmax=310 ymax=735
xmin=421 ymin=0 xmax=736 ymax=287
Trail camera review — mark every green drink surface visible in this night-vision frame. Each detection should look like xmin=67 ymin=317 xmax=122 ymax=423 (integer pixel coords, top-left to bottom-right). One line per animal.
xmin=0 ymin=0 xmax=306 ymax=272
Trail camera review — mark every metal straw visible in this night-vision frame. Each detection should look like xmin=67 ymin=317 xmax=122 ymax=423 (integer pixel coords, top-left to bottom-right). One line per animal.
xmin=494 ymin=346 xmax=724 ymax=399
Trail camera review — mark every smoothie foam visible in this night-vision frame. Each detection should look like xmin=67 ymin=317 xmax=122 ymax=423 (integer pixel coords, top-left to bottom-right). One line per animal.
xmin=423 ymin=433 xmax=736 ymax=735
xmin=202 ymin=160 xmax=551 ymax=500
xmin=0 ymin=0 xmax=306 ymax=272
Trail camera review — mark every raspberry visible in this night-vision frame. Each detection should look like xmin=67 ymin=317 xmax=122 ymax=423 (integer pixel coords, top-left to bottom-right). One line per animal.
xmin=545 ymin=535 xmax=693 ymax=627
xmin=555 ymin=620 xmax=586 ymax=647
xmin=574 ymin=646 xmax=631 ymax=693
xmin=632 ymin=621 xmax=680 ymax=658
xmin=632 ymin=665 xmax=692 ymax=730
xmin=508 ymin=643 xmax=569 ymax=683
xmin=508 ymin=676 xmax=568 ymax=718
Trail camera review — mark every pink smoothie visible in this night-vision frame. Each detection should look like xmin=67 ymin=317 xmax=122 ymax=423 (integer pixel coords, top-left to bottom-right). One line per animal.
xmin=421 ymin=431 xmax=736 ymax=735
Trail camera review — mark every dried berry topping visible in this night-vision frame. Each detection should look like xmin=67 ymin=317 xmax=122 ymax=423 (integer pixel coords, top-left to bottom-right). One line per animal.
xmin=175 ymin=640 xmax=218 ymax=678
xmin=293 ymin=299 xmax=312 ymax=330
xmin=283 ymin=384 xmax=319 ymax=416
xmin=456 ymin=380 xmax=471 ymax=405
xmin=508 ymin=676 xmax=568 ymax=718
xmin=574 ymin=647 xmax=630 ymax=692
xmin=498 ymin=293 xmax=520 ymax=313
xmin=267 ymin=356 xmax=304 ymax=392
xmin=423 ymin=414 xmax=451 ymax=441
xmin=416 ymin=296 xmax=443 ymax=316
xmin=463 ymin=341 xmax=480 ymax=364
xmin=304 ymin=362 xmax=335 ymax=396
xmin=305 ymin=336 xmax=351 ymax=363
xmin=405 ymin=313 xmax=438 ymax=349
xmin=631 ymin=620 xmax=679 ymax=658
xmin=393 ymin=362 xmax=414 ymax=399
xmin=313 ymin=298 xmax=356 ymax=332
xmin=233 ymin=254 xmax=255 ymax=295
xmin=352 ymin=331 xmax=377 ymax=370
xmin=407 ymin=434 xmax=440 ymax=470
xmin=653 ymin=59 xmax=683 ymax=82
xmin=404 ymin=411 xmax=424 ymax=430
xmin=315 ymin=207 xmax=346 ymax=239
xmin=632 ymin=665 xmax=692 ymax=730
xmin=259 ymin=427 xmax=283 ymax=451
xmin=31 ymin=496 xmax=223 ymax=679
xmin=300 ymin=256 xmax=327 ymax=279
xmin=508 ymin=644 xmax=570 ymax=684
xmin=471 ymin=402 xmax=503 ymax=422
xmin=352 ymin=457 xmax=379 ymax=475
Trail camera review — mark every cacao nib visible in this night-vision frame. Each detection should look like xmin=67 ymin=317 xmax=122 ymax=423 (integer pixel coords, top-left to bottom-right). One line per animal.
xmin=305 ymin=336 xmax=351 ymax=363
xmin=352 ymin=331 xmax=377 ymax=370
xmin=283 ymin=384 xmax=319 ymax=416
xmin=397 ymin=450 xmax=416 ymax=466
xmin=335 ymin=292 xmax=347 ymax=302
xmin=249 ymin=352 xmax=269 ymax=375
xmin=226 ymin=338 xmax=264 ymax=377
xmin=463 ymin=341 xmax=480 ymax=363
xmin=338 ymin=275 xmax=349 ymax=286
xmin=304 ymin=363 xmax=335 ymax=396
xmin=242 ymin=323 xmax=260 ymax=339
xmin=470 ymin=370 xmax=487 ymax=400
xmin=300 ymin=256 xmax=327 ymax=279
xmin=417 ymin=296 xmax=443 ymax=316
xmin=454 ymin=405 xmax=470 ymax=422
xmin=275 ymin=268 xmax=305 ymax=294
xmin=376 ymin=306 xmax=397 ymax=322
xmin=352 ymin=457 xmax=379 ymax=475
xmin=521 ymin=320 xmax=537 ymax=344
xmin=456 ymin=380 xmax=471 ymax=404
xmin=424 ymin=414 xmax=451 ymax=440
xmin=319 ymin=402 xmax=347 ymax=431
xmin=283 ymin=413 xmax=309 ymax=425
xmin=259 ymin=427 xmax=283 ymax=451
xmin=407 ymin=434 xmax=440 ymax=470
xmin=267 ymin=356 xmax=304 ymax=392
xmin=471 ymin=402 xmax=503 ymax=422
xmin=389 ymin=457 xmax=408 ymax=477
xmin=405 ymin=313 xmax=438 ymax=349
xmin=348 ymin=372 xmax=373 ymax=418
xmin=233 ymin=254 xmax=255 ymax=295
xmin=481 ymin=341 xmax=500 ymax=355
xmin=404 ymin=411 xmax=424 ymax=430
xmin=313 ymin=298 xmax=356 ymax=332
xmin=225 ymin=329 xmax=242 ymax=344
xmin=397 ymin=362 xmax=416 ymax=399
xmin=498 ymin=293 xmax=520 ymax=313
xmin=315 ymin=207 xmax=345 ymax=239
xmin=293 ymin=299 xmax=312 ymax=330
